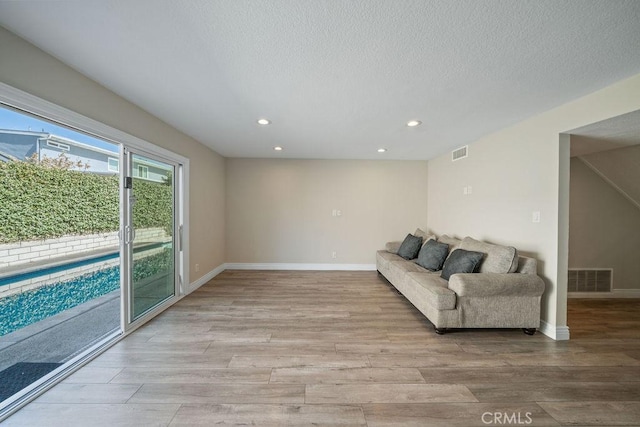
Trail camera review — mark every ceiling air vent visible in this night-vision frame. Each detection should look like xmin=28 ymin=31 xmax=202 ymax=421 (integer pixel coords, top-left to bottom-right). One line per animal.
xmin=452 ymin=145 xmax=468 ymax=161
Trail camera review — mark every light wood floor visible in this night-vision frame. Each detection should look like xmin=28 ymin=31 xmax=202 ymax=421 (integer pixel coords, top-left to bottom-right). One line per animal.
xmin=4 ymin=271 xmax=640 ymax=426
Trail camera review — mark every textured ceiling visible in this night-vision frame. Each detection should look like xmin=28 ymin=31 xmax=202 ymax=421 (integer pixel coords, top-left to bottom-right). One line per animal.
xmin=1 ymin=1 xmax=639 ymax=160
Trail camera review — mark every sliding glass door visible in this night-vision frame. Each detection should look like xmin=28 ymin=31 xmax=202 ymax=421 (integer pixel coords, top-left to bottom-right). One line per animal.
xmin=0 ymin=85 xmax=188 ymax=418
xmin=121 ymin=148 xmax=180 ymax=327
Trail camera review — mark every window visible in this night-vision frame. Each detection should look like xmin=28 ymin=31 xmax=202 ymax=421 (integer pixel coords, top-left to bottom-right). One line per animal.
xmin=107 ymin=157 xmax=119 ymax=172
xmin=46 ymin=140 xmax=70 ymax=151
xmin=138 ymin=164 xmax=148 ymax=179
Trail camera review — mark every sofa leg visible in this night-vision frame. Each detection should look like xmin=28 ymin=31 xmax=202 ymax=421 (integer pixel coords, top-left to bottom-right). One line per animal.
xmin=434 ymin=327 xmax=446 ymax=335
xmin=522 ymin=328 xmax=536 ymax=335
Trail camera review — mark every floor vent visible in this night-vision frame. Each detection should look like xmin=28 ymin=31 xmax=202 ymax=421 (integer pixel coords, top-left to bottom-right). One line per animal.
xmin=452 ymin=145 xmax=468 ymax=161
xmin=568 ymin=269 xmax=612 ymax=292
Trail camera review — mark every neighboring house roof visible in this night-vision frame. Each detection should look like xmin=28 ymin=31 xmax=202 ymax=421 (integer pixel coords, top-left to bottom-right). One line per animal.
xmin=0 ymin=151 xmax=15 ymax=162
xmin=0 ymin=129 xmax=41 ymax=160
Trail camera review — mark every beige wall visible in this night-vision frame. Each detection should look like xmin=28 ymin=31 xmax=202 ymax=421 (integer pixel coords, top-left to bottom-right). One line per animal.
xmin=569 ymin=157 xmax=640 ymax=291
xmin=427 ymin=73 xmax=640 ymax=336
xmin=226 ymin=159 xmax=428 ymax=264
xmin=0 ymin=27 xmax=226 ymax=283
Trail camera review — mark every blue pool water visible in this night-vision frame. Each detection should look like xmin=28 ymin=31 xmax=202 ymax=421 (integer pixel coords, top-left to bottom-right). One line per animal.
xmin=0 ymin=266 xmax=120 ymax=337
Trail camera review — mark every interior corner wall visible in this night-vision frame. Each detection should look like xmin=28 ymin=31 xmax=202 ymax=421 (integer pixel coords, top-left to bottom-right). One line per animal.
xmin=225 ymin=159 xmax=428 ymax=265
xmin=426 ymin=72 xmax=640 ymax=338
xmin=0 ymin=26 xmax=226 ymax=282
xmin=569 ymin=157 xmax=640 ymax=292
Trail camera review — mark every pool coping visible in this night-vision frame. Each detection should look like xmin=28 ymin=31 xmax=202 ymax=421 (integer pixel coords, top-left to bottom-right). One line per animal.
xmin=0 ymin=246 xmax=120 ymax=281
xmin=0 ymin=241 xmax=170 ymax=281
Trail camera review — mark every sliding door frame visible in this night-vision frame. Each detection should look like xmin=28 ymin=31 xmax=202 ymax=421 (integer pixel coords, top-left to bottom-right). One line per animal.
xmin=0 ymin=82 xmax=189 ymax=418
xmin=120 ymin=146 xmax=185 ymax=332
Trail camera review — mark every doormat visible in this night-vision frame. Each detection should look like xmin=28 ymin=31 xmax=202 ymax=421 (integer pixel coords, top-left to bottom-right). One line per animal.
xmin=0 ymin=362 xmax=62 ymax=401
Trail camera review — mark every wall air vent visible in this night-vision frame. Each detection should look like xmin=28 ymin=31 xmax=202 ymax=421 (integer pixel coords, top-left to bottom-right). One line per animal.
xmin=568 ymin=269 xmax=612 ymax=293
xmin=452 ymin=145 xmax=468 ymax=161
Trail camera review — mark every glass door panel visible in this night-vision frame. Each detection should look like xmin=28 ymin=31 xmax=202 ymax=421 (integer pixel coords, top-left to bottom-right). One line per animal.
xmin=125 ymin=151 xmax=176 ymax=321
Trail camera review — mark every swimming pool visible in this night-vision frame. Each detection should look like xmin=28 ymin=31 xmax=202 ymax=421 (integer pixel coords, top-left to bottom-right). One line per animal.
xmin=0 ymin=247 xmax=172 ymax=336
xmin=0 ymin=266 xmax=119 ymax=336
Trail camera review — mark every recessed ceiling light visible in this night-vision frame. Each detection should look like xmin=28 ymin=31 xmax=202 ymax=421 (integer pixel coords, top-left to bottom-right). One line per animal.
xmin=377 ymin=148 xmax=387 ymax=153
xmin=257 ymin=118 xmax=271 ymax=125
xmin=274 ymin=146 xmax=283 ymax=151
xmin=406 ymin=120 xmax=422 ymax=127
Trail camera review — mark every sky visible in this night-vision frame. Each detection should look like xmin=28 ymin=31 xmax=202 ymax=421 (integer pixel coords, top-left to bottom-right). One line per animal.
xmin=0 ymin=105 xmax=118 ymax=152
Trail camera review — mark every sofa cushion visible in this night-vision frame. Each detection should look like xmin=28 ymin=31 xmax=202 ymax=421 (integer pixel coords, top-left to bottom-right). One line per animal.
xmin=390 ymin=259 xmax=429 ymax=275
xmin=415 ymin=239 xmax=449 ymax=271
xmin=516 ymin=256 xmax=538 ymax=274
xmin=376 ymin=250 xmax=403 ymax=270
xmin=437 ymin=235 xmax=462 ymax=255
xmin=406 ymin=272 xmax=456 ymax=310
xmin=384 ymin=241 xmax=402 ymax=254
xmin=441 ymin=249 xmax=484 ymax=281
xmin=414 ymin=228 xmax=436 ymax=246
xmin=397 ymin=234 xmax=423 ymax=260
xmin=414 ymin=228 xmax=429 ymax=239
xmin=459 ymin=237 xmax=518 ymax=273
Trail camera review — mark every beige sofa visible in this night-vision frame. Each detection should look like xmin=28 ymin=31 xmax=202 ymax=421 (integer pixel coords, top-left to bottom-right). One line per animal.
xmin=376 ymin=231 xmax=545 ymax=334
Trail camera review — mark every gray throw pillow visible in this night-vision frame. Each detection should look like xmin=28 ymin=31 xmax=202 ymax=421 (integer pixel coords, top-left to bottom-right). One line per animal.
xmin=441 ymin=249 xmax=484 ymax=281
xmin=416 ymin=239 xmax=449 ymax=271
xmin=397 ymin=234 xmax=423 ymax=260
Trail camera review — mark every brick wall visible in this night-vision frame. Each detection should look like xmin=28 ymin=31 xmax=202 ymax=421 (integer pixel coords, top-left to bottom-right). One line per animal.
xmin=0 ymin=228 xmax=167 ymax=270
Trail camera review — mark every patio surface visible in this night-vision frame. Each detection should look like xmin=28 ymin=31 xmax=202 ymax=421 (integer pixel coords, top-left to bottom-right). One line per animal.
xmin=0 ymin=291 xmax=120 ymax=372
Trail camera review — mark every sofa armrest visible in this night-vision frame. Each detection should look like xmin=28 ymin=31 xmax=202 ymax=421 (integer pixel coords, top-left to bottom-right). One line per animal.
xmin=385 ymin=241 xmax=403 ymax=254
xmin=448 ymin=273 xmax=545 ymax=297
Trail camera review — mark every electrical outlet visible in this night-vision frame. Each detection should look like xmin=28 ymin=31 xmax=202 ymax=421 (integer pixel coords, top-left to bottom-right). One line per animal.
xmin=332 ymin=251 xmax=337 ymax=259
xmin=195 ymin=263 xmax=200 ymax=272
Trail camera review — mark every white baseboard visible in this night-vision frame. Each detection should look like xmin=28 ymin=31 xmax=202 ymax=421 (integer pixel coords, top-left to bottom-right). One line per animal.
xmin=539 ymin=320 xmax=570 ymax=340
xmin=224 ymin=263 xmax=377 ymax=271
xmin=569 ymin=289 xmax=640 ymax=298
xmin=187 ymin=264 xmax=225 ymax=294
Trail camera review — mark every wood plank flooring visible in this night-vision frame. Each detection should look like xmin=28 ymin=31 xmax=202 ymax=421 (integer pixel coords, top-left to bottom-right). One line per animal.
xmin=4 ymin=271 xmax=640 ymax=426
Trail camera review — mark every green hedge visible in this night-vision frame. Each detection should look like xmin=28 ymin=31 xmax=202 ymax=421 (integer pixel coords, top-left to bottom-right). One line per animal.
xmin=0 ymin=161 xmax=172 ymax=244
xmin=132 ymin=178 xmax=173 ymax=234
